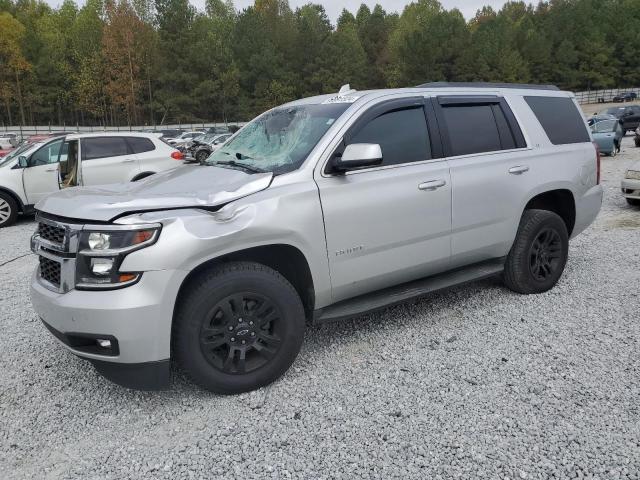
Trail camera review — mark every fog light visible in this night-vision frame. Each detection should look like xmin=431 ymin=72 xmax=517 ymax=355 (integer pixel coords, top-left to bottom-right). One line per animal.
xmin=91 ymin=258 xmax=114 ymax=275
xmin=96 ymin=339 xmax=112 ymax=349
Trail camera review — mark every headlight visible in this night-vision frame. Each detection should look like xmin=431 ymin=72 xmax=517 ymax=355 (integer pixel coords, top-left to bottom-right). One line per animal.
xmin=75 ymin=224 xmax=160 ymax=290
xmin=626 ymin=170 xmax=640 ymax=180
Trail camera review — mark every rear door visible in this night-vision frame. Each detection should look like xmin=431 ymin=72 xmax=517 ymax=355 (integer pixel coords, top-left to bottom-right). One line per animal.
xmin=22 ymin=138 xmax=64 ymax=204
xmin=79 ymin=136 xmax=141 ymax=185
xmin=316 ymin=97 xmax=452 ymax=302
xmin=434 ymin=95 xmax=533 ymax=267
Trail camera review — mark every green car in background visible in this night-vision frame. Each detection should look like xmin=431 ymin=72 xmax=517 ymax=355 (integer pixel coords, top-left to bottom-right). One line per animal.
xmin=591 ymin=119 xmax=624 ymax=156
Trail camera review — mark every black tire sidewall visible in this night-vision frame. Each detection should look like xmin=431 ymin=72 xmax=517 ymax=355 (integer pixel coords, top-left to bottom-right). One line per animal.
xmin=505 ymin=210 xmax=569 ymax=294
xmin=0 ymin=192 xmax=18 ymax=228
xmin=174 ymin=263 xmax=305 ymax=394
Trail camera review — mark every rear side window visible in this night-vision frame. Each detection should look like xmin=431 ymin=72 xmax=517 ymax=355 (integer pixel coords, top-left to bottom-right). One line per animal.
xmin=127 ymin=137 xmax=155 ymax=154
xmin=349 ymin=107 xmax=431 ymax=166
xmin=440 ymin=105 xmax=504 ymax=156
xmin=525 ymin=96 xmax=590 ymax=145
xmin=82 ymin=137 xmax=129 ymax=160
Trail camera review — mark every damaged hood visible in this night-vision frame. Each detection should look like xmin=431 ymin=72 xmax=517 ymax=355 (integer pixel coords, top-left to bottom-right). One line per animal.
xmin=36 ymin=165 xmax=273 ymax=222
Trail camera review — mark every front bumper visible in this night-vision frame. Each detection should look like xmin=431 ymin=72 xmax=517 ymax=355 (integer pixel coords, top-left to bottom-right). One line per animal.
xmin=31 ymin=268 xmax=188 ymax=389
xmin=621 ymin=177 xmax=640 ymax=199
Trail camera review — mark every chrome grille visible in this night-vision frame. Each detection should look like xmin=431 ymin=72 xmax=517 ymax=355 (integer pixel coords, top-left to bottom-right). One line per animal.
xmin=38 ymin=222 xmax=66 ymax=245
xmin=39 ymin=256 xmax=61 ymax=288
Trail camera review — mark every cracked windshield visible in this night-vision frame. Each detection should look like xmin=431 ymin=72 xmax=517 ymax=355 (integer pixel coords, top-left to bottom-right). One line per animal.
xmin=206 ymin=103 xmax=350 ymax=175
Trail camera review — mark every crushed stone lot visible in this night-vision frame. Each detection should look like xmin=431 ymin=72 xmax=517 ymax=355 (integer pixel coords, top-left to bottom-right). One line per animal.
xmin=1 ymin=139 xmax=639 ymax=480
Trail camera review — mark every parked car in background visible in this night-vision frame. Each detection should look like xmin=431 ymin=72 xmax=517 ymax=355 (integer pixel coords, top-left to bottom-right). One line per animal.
xmin=0 ymin=132 xmax=184 ymax=227
xmin=612 ymin=92 xmax=637 ymax=102
xmin=166 ymin=131 xmax=205 ymax=148
xmin=587 ymin=113 xmax=617 ymax=126
xmin=190 ymin=133 xmax=233 ymax=163
xmin=604 ymin=105 xmax=640 ymax=133
xmin=0 ymin=133 xmax=19 ymax=149
xmin=0 ymin=148 xmax=13 ymax=158
xmin=27 ymin=132 xmax=69 ymax=143
xmin=590 ymin=119 xmax=624 ymax=156
xmin=622 ymin=161 xmax=640 ymax=206
xmin=146 ymin=129 xmax=184 ymax=139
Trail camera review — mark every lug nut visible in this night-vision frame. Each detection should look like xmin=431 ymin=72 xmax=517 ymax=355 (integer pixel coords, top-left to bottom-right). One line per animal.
xmin=241 ymin=340 xmax=246 ymax=345
xmin=238 ymin=318 xmax=242 ymax=322
xmin=228 ymin=326 xmax=233 ymax=331
xmin=249 ymin=321 xmax=253 ymax=325
xmin=250 ymin=332 xmax=255 ymax=337
xmin=231 ymin=337 xmax=235 ymax=342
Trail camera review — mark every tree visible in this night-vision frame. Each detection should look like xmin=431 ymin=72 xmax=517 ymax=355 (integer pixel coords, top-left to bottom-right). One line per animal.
xmin=0 ymin=12 xmax=30 ymax=125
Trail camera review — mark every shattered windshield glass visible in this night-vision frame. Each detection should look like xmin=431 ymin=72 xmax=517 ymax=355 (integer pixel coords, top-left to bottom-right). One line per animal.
xmin=206 ymin=103 xmax=350 ymax=174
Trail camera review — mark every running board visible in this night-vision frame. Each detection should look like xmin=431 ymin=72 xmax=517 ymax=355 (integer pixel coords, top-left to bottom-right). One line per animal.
xmin=314 ymin=258 xmax=505 ymax=323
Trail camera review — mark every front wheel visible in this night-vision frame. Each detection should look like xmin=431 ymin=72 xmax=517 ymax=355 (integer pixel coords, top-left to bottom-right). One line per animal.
xmin=504 ymin=209 xmax=569 ymax=294
xmin=195 ymin=150 xmax=209 ymax=163
xmin=173 ymin=262 xmax=306 ymax=394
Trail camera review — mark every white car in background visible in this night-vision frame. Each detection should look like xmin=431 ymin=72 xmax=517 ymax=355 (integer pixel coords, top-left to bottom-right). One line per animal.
xmin=0 ymin=132 xmax=184 ymax=227
xmin=166 ymin=131 xmax=205 ymax=148
xmin=0 ymin=133 xmax=19 ymax=149
xmin=622 ymin=160 xmax=640 ymax=206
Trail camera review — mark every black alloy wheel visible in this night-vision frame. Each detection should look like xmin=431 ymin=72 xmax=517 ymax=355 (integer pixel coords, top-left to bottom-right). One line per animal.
xmin=528 ymin=228 xmax=563 ymax=282
xmin=199 ymin=292 xmax=284 ymax=374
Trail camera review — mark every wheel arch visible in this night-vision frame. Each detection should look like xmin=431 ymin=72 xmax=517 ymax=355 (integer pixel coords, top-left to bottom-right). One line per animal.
xmin=131 ymin=172 xmax=155 ymax=182
xmin=0 ymin=186 xmax=26 ymax=213
xmin=174 ymin=243 xmax=316 ymax=319
xmin=523 ymin=188 xmax=576 ymax=236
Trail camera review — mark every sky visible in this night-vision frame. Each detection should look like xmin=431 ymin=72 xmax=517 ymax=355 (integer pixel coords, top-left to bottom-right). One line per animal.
xmin=44 ymin=0 xmax=511 ymax=22
xmin=224 ymin=0 xmax=509 ymax=21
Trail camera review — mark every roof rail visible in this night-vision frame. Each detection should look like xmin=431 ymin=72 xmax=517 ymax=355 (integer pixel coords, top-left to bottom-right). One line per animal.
xmin=417 ymin=82 xmax=560 ymax=91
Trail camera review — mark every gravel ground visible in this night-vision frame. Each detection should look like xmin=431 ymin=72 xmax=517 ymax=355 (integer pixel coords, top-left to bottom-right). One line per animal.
xmin=1 ymin=138 xmax=639 ymax=479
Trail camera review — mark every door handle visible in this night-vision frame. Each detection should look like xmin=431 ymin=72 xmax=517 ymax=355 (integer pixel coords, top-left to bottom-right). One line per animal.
xmin=121 ymin=159 xmax=136 ymax=163
xmin=418 ymin=179 xmax=446 ymax=191
xmin=508 ymin=165 xmax=529 ymax=175
xmin=45 ymin=168 xmax=57 ymax=172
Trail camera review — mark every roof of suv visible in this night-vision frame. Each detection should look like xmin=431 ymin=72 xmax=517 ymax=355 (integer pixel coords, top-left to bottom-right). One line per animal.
xmin=286 ymin=83 xmax=574 ymax=109
xmin=65 ymin=131 xmax=162 ymax=141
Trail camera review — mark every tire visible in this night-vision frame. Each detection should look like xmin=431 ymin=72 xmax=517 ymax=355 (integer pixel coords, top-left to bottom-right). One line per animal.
xmin=503 ymin=209 xmax=569 ymax=294
xmin=195 ymin=150 xmax=209 ymax=163
xmin=173 ymin=261 xmax=306 ymax=394
xmin=0 ymin=192 xmax=18 ymax=228
xmin=627 ymin=198 xmax=640 ymax=207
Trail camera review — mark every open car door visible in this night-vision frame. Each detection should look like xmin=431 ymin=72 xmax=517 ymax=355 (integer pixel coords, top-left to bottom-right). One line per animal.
xmin=59 ymin=140 xmax=79 ymax=189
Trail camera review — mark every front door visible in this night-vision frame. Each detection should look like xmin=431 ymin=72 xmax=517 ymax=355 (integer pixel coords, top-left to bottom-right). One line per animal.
xmin=79 ymin=136 xmax=140 ymax=185
xmin=316 ymin=98 xmax=452 ymax=302
xmin=22 ymin=138 xmax=64 ymax=205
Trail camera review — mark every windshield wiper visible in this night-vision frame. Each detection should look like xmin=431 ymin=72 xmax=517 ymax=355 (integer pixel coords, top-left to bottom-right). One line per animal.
xmin=214 ymin=160 xmax=266 ymax=174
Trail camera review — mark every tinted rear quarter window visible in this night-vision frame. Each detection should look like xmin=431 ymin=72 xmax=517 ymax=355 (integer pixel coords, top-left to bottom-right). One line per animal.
xmin=127 ymin=137 xmax=155 ymax=154
xmin=82 ymin=137 xmax=130 ymax=160
xmin=525 ymin=96 xmax=590 ymax=145
xmin=349 ymin=107 xmax=431 ymax=166
xmin=440 ymin=105 xmax=504 ymax=156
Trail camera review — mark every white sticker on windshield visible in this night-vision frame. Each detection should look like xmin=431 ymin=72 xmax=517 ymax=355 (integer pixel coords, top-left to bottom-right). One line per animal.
xmin=322 ymin=95 xmax=361 ymax=104
xmin=326 ymin=118 xmax=335 ymax=125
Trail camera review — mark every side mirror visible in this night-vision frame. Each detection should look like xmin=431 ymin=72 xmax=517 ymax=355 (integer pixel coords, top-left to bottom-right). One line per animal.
xmin=17 ymin=156 xmax=28 ymax=168
xmin=333 ymin=143 xmax=382 ymax=172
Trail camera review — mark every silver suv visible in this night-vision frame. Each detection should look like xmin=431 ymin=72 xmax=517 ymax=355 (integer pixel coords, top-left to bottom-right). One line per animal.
xmin=30 ymin=83 xmax=603 ymax=393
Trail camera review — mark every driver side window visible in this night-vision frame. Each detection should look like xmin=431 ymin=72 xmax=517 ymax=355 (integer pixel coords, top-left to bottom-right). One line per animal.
xmin=29 ymin=139 xmax=63 ymax=167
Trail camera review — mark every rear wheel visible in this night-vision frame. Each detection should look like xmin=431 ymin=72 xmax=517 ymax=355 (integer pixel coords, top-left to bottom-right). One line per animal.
xmin=504 ymin=209 xmax=569 ymax=294
xmin=0 ymin=192 xmax=18 ymax=228
xmin=174 ymin=261 xmax=305 ymax=394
